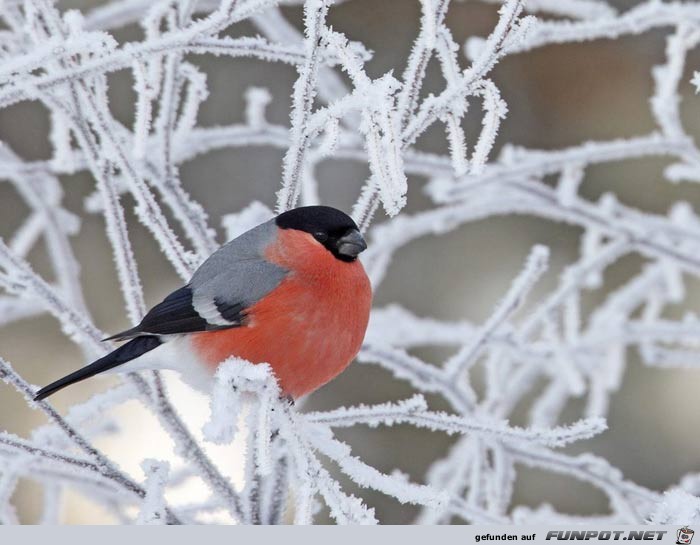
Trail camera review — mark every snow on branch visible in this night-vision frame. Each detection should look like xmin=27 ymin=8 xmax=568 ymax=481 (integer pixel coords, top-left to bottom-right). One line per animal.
xmin=0 ymin=0 xmax=698 ymax=525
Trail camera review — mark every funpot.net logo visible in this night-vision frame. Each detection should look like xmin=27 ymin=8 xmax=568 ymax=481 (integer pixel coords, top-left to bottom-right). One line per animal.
xmin=677 ymin=527 xmax=694 ymax=545
xmin=546 ymin=530 xmax=668 ymax=541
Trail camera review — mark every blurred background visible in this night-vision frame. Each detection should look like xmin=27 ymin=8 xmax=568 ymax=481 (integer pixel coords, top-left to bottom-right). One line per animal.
xmin=1 ymin=0 xmax=700 ymax=524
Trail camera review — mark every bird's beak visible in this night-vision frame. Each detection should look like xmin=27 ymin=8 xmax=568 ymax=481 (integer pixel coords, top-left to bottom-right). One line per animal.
xmin=336 ymin=229 xmax=367 ymax=258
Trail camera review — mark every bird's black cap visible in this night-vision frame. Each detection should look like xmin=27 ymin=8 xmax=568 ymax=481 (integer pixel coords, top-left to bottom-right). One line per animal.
xmin=275 ymin=206 xmax=366 ymax=261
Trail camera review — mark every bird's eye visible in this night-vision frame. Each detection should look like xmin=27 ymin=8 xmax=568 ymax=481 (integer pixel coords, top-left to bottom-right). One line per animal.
xmin=313 ymin=232 xmax=328 ymax=243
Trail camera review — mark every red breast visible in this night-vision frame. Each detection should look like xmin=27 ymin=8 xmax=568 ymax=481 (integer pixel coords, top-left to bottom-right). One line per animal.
xmin=191 ymin=228 xmax=372 ymax=398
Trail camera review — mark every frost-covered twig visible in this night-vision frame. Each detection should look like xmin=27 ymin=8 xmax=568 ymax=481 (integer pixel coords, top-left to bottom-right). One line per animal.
xmin=0 ymin=358 xmax=181 ymax=524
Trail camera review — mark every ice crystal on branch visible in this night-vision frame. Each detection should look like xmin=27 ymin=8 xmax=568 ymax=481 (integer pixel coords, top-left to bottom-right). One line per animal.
xmin=0 ymin=0 xmax=698 ymax=525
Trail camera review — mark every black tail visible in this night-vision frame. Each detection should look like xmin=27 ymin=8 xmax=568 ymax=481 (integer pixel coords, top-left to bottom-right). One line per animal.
xmin=102 ymin=327 xmax=141 ymax=342
xmin=34 ymin=336 xmax=162 ymax=401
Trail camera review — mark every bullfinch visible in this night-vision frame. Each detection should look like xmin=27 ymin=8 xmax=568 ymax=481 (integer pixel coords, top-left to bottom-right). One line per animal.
xmin=35 ymin=206 xmax=372 ymax=401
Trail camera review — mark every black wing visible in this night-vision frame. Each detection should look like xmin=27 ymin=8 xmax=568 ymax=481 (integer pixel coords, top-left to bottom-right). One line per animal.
xmin=104 ymin=286 xmax=245 ymax=341
xmin=105 ymin=221 xmax=287 ymax=342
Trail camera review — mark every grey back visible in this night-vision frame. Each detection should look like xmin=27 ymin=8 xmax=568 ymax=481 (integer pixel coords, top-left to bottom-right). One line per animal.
xmin=190 ymin=219 xmax=288 ymax=325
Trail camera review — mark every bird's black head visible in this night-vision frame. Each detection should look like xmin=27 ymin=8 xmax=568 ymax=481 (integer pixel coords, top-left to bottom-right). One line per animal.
xmin=275 ymin=206 xmax=367 ymax=262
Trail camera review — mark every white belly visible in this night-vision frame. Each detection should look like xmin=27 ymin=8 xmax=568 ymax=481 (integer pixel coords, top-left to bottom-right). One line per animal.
xmin=106 ymin=336 xmax=215 ymax=393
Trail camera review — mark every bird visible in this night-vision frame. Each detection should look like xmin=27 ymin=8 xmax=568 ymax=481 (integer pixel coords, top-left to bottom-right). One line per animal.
xmin=34 ymin=205 xmax=372 ymax=401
